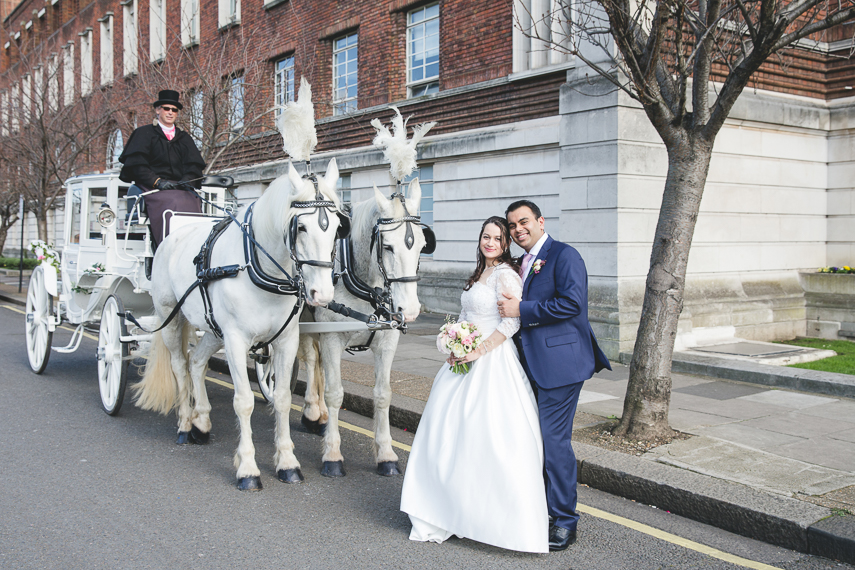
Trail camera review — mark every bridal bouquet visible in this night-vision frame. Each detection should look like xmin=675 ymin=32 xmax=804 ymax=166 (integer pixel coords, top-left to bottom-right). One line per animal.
xmin=436 ymin=318 xmax=483 ymax=374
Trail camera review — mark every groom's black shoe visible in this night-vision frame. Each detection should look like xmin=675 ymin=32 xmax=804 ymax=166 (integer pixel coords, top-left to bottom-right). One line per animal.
xmin=548 ymin=525 xmax=577 ymax=551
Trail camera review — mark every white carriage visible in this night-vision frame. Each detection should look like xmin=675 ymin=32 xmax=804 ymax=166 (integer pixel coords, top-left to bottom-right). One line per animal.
xmin=23 ymin=170 xmax=405 ymax=415
xmin=24 ymin=171 xmax=232 ymax=414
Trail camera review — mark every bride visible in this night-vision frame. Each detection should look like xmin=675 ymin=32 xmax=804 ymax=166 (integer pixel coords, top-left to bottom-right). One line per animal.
xmin=400 ymin=216 xmax=548 ymax=553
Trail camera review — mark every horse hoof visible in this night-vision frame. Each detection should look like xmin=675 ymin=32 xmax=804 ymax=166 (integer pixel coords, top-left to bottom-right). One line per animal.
xmin=301 ymin=415 xmax=327 ymax=436
xmin=189 ymin=425 xmax=210 ymax=444
xmin=377 ymin=461 xmax=402 ymax=477
xmin=277 ymin=468 xmax=305 ymax=484
xmin=321 ymin=461 xmax=346 ymax=478
xmin=176 ymin=431 xmax=191 ymax=445
xmin=237 ymin=476 xmax=263 ymax=491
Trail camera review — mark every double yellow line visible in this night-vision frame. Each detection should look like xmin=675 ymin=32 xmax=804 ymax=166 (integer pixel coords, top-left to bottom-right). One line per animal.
xmin=4 ymin=304 xmax=781 ymax=569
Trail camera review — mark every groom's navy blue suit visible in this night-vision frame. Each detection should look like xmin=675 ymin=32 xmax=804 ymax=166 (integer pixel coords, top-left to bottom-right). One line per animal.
xmin=513 ymin=235 xmax=611 ymax=532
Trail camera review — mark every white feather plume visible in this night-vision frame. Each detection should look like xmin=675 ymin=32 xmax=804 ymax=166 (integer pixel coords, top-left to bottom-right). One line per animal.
xmin=277 ymin=78 xmax=318 ymax=162
xmin=371 ymin=106 xmax=436 ymax=182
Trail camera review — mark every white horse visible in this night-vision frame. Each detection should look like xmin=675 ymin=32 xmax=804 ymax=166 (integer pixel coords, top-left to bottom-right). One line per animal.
xmin=133 ymin=159 xmax=345 ymax=490
xmin=299 ymin=179 xmax=431 ymax=477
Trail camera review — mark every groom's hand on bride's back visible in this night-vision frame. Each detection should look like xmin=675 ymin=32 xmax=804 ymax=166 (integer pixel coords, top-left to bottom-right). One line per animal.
xmin=497 ymin=292 xmax=521 ymax=318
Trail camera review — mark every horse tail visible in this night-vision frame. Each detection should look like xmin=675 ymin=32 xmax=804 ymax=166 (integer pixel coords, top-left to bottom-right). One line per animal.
xmin=132 ymin=330 xmax=178 ymax=414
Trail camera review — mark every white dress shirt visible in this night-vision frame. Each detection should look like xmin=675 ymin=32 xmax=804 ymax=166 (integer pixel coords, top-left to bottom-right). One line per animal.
xmin=522 ymin=232 xmax=549 ymax=285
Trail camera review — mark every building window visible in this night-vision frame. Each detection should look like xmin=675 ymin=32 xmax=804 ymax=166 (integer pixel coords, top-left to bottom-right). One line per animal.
xmin=48 ymin=53 xmax=59 ymax=111
xmin=61 ymin=44 xmax=73 ymax=106
xmin=122 ymin=0 xmax=138 ymax=76
xmin=107 ymin=128 xmax=123 ymax=169
xmin=150 ymin=0 xmax=166 ymax=62
xmin=189 ymin=89 xmax=204 ymax=147
xmin=80 ymin=28 xmax=93 ymax=96
xmin=219 ymin=0 xmax=240 ymax=28
xmin=407 ymin=4 xmax=439 ymax=98
xmin=22 ymin=74 xmax=31 ymax=122
xmin=99 ymin=15 xmax=114 ymax=85
xmin=274 ymin=55 xmax=295 ymax=117
xmin=10 ymin=84 xmax=19 ymax=133
xmin=0 ymin=91 xmax=7 ymax=137
xmin=512 ymin=0 xmax=571 ymax=73
xmin=337 ymin=173 xmax=351 ymax=209
xmin=332 ymin=32 xmax=358 ymax=115
xmin=229 ymin=76 xmax=244 ymax=133
xmin=181 ymin=0 xmax=200 ymax=47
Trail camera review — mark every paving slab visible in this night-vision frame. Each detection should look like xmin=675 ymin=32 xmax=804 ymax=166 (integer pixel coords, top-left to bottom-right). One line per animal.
xmin=737 ymin=390 xmax=839 ymax=409
xmin=740 ymin=412 xmax=855 ymax=439
xmin=665 ymin=408 xmax=740 ymax=432
xmin=695 ymin=423 xmax=808 ymax=451
xmin=646 ymin=436 xmax=855 ymax=496
xmin=777 ymin=437 xmax=855 ymax=473
xmin=829 ymin=429 xmax=855 ymax=444
xmin=670 ymin=392 xmax=792 ymax=420
xmin=578 ymin=390 xmax=619 ymax=405
xmin=795 ymin=399 xmax=855 ymax=421
xmin=673 ymin=380 xmax=769 ymax=400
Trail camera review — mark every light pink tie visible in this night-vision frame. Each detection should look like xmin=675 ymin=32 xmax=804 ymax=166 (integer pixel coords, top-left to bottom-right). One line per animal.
xmin=521 ymin=252 xmax=533 ymax=278
xmin=164 ymin=130 xmax=174 ymax=141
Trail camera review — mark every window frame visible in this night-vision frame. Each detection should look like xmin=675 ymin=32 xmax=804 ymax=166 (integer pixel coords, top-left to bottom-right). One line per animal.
xmin=149 ymin=0 xmax=166 ymax=62
xmin=406 ymin=3 xmax=440 ymax=98
xmin=181 ymin=0 xmax=200 ymax=47
xmin=121 ymin=0 xmax=138 ymax=76
xmin=62 ymin=42 xmax=74 ymax=106
xmin=229 ymin=75 xmax=245 ymax=133
xmin=99 ymin=14 xmax=114 ymax=86
xmin=332 ymin=32 xmax=358 ymax=116
xmin=79 ymin=28 xmax=93 ymax=97
xmin=274 ymin=55 xmax=295 ymax=118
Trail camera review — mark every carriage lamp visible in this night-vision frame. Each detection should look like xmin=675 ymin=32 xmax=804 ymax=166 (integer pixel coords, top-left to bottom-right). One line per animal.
xmin=97 ymin=202 xmax=116 ymax=227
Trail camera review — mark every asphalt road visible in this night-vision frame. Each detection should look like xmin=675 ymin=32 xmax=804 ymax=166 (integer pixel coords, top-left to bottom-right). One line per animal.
xmin=1 ymin=304 xmax=852 ymax=570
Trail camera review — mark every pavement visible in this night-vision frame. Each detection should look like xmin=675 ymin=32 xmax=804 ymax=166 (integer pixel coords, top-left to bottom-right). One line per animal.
xmin=3 ymin=272 xmax=854 ymax=565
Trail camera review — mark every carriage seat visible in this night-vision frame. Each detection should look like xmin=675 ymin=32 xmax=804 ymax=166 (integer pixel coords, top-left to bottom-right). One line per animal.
xmin=126 ymin=185 xmax=146 ymax=224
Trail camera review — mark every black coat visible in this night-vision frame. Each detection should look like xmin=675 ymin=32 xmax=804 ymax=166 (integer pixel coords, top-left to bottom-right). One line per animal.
xmin=118 ymin=124 xmax=206 ymax=189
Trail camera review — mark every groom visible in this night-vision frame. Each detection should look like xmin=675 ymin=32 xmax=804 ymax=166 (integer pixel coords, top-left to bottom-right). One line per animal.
xmin=498 ymin=200 xmax=611 ymax=551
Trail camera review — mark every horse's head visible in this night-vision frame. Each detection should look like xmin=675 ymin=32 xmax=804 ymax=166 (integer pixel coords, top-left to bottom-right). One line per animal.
xmin=287 ymin=158 xmax=346 ymax=306
xmin=370 ymin=178 xmax=429 ymax=322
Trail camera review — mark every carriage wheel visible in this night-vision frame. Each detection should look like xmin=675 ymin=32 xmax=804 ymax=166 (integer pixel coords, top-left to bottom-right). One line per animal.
xmin=254 ymin=348 xmax=300 ymax=403
xmin=25 ymin=266 xmax=53 ymax=374
xmin=97 ymin=295 xmax=129 ymax=416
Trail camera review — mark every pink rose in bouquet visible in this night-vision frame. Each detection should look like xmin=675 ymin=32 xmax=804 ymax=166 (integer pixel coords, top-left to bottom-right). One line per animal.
xmin=436 ymin=317 xmax=483 ymax=374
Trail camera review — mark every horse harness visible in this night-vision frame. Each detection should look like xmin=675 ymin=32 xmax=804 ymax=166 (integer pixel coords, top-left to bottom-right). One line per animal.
xmin=334 ymin=191 xmax=436 ymax=354
xmin=123 ymin=187 xmax=349 ymax=356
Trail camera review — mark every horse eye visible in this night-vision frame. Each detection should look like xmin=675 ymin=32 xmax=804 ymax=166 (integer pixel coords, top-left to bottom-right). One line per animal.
xmin=383 ymin=245 xmax=393 ymax=252
xmin=298 ymin=225 xmax=307 ymax=233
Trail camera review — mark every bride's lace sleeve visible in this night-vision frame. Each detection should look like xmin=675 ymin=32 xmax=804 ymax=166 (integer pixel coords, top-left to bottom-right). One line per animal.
xmin=495 ymin=266 xmax=522 ymax=338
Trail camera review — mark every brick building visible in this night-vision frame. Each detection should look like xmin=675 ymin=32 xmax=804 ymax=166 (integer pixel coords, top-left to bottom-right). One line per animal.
xmin=2 ymin=0 xmax=855 ymax=357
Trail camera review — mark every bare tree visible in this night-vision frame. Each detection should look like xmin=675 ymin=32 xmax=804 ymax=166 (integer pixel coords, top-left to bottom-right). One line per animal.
xmin=0 ymin=43 xmax=133 ymax=241
xmin=0 ymin=156 xmax=20 ymax=254
xmin=131 ymin=26 xmax=277 ymax=174
xmin=520 ymin=0 xmax=855 ymax=439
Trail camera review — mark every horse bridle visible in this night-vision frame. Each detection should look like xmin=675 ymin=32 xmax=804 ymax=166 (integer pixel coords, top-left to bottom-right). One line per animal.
xmin=369 ymin=191 xmax=436 ymax=288
xmin=288 ymin=186 xmax=351 ymax=271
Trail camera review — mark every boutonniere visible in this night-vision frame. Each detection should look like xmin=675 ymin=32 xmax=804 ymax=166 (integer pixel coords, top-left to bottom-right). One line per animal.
xmin=530 ymin=259 xmax=546 ymax=276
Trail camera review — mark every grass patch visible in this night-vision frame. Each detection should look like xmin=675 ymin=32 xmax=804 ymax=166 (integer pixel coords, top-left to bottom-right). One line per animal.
xmin=779 ymin=338 xmax=855 ymax=375
xmin=0 ymin=257 xmax=39 ymax=270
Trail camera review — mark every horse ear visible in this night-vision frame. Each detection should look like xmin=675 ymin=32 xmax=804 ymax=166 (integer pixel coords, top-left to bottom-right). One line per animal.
xmin=288 ymin=161 xmax=304 ymax=196
xmin=407 ymin=178 xmax=422 ymax=215
xmin=373 ymin=183 xmax=394 ymax=217
xmin=324 ymin=157 xmax=339 ymax=188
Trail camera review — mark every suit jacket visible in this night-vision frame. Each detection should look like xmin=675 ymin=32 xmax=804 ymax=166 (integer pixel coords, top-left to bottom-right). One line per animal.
xmin=118 ymin=124 xmax=206 ymax=189
xmin=514 ymin=236 xmax=611 ymax=389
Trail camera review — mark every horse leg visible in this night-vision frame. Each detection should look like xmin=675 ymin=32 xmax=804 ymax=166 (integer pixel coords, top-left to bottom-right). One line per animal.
xmin=223 ymin=337 xmax=262 ymax=491
xmin=161 ymin=319 xmax=195 ymax=445
xmin=319 ymin=334 xmax=347 ymax=477
xmin=298 ymin=335 xmax=326 ymax=435
xmin=373 ymin=331 xmax=402 ymax=476
xmin=272 ymin=331 xmax=304 ymax=484
xmin=185 ymin=331 xmax=222 ymax=444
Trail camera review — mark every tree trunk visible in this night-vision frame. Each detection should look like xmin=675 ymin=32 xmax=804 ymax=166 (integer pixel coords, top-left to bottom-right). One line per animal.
xmin=614 ymin=132 xmax=713 ymax=439
xmin=0 ymin=226 xmax=8 ymax=256
xmin=37 ymin=210 xmax=48 ymax=243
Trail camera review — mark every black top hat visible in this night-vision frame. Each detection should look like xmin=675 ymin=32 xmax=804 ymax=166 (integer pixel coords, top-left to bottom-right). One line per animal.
xmin=153 ymin=89 xmax=183 ymax=110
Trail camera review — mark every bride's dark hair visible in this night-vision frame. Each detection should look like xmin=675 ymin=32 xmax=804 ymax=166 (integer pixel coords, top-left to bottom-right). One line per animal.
xmin=464 ymin=216 xmax=520 ymax=291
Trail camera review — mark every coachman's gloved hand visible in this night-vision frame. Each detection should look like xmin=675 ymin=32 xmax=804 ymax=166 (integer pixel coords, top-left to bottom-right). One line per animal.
xmin=154 ymin=179 xmax=180 ymax=190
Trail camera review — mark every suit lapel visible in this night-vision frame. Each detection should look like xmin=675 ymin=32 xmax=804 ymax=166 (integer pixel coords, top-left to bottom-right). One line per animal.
xmin=523 ymin=235 xmax=553 ymax=299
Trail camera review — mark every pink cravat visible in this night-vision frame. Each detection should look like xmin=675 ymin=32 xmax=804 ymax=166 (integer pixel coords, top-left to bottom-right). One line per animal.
xmin=161 ymin=124 xmax=175 ymax=140
xmin=520 ymin=252 xmax=533 ymax=278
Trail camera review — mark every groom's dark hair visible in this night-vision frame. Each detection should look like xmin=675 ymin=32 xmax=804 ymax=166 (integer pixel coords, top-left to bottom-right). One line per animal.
xmin=505 ymin=200 xmax=543 ymax=220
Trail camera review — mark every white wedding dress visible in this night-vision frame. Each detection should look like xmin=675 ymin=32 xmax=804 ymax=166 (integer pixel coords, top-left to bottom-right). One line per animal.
xmin=400 ymin=264 xmax=548 ymax=553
